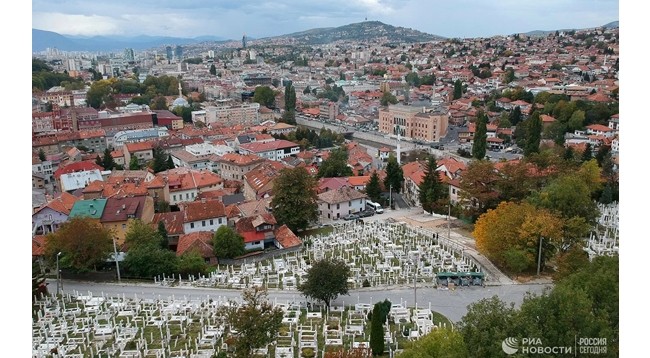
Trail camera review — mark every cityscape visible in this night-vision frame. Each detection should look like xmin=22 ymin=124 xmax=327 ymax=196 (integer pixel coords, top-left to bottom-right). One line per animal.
xmin=31 ymin=4 xmax=621 ymax=357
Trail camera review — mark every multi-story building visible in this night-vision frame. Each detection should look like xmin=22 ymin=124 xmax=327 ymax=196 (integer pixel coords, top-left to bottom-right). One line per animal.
xmin=216 ymin=153 xmax=265 ymax=181
xmin=100 ymin=196 xmax=155 ymax=246
xmin=192 ymin=103 xmax=260 ymax=126
xmin=319 ymin=101 xmax=339 ymax=121
xmin=238 ymin=140 xmax=300 ymax=162
xmin=317 ymin=187 xmax=367 ymax=221
xmin=181 ymin=199 xmax=227 ymax=234
xmin=378 ymin=104 xmax=449 ymax=143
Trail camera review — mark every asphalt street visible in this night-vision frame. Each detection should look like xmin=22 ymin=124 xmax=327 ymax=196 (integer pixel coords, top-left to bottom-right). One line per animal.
xmin=53 ymin=279 xmax=551 ymax=323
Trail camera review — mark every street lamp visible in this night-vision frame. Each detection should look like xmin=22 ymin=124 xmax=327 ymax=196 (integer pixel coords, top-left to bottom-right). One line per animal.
xmin=112 ymin=237 xmax=121 ymax=283
xmin=56 ymin=252 xmax=62 ymax=296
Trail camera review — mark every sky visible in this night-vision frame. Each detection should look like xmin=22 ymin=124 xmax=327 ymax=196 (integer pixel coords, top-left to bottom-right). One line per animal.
xmin=32 ymin=0 xmax=619 ymax=39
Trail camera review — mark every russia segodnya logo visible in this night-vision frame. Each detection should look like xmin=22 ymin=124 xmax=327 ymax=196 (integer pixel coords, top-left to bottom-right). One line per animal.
xmin=502 ymin=337 xmax=519 ymax=355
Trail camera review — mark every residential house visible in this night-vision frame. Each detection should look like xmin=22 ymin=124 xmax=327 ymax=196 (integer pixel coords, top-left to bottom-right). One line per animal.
xmin=158 ymin=168 xmax=224 ymax=205
xmin=59 ymin=169 xmax=104 ymax=193
xmin=181 ymin=199 xmax=227 ymax=234
xmin=100 ymin=196 xmax=155 ymax=246
xmin=317 ymin=177 xmax=350 ymax=194
xmin=347 ymin=176 xmax=371 ymax=191
xmin=33 ymin=173 xmax=46 ymax=189
xmin=273 ymin=224 xmax=302 ymax=250
xmin=216 ymin=153 xmax=265 ymax=181
xmin=234 ymin=213 xmax=277 ymax=251
xmin=176 ymin=231 xmax=217 ymax=265
xmin=32 ymin=192 xmax=80 ymax=235
xmin=243 ymin=161 xmax=287 ymax=201
xmin=238 ymin=140 xmax=301 ymax=161
xmin=152 ymin=211 xmax=185 ymax=251
xmin=318 ymin=187 xmax=367 ymax=221
xmin=69 ymin=198 xmax=108 ymax=222
xmin=402 ymin=161 xmax=426 ymax=207
xmin=123 ymin=141 xmax=154 ymax=167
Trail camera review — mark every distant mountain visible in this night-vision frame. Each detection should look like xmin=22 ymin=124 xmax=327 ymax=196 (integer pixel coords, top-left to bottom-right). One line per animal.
xmin=32 ymin=29 xmax=228 ymax=52
xmin=523 ymin=21 xmax=619 ymax=37
xmin=261 ymin=21 xmax=444 ymax=45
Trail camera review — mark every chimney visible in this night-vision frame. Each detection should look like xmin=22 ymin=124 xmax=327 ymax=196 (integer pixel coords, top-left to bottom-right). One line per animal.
xmin=201 ymin=198 xmax=206 ymax=204
xmin=122 ymin=204 xmax=126 ymax=210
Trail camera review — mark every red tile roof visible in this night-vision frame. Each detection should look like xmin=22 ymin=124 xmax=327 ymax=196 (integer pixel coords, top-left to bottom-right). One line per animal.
xmin=32 ymin=235 xmax=46 ymax=256
xmin=274 ymin=225 xmax=302 ymax=249
xmin=318 ymin=187 xmax=367 ymax=204
xmin=239 ymin=140 xmax=299 ymax=153
xmin=100 ymin=196 xmax=147 ymax=222
xmin=218 ymin=153 xmax=265 ymax=166
xmin=158 ymin=168 xmax=223 ymax=192
xmin=176 ymin=231 xmax=214 ymax=257
xmin=244 ymin=161 xmax=286 ymax=192
xmin=152 ymin=212 xmax=185 ymax=236
xmin=34 ymin=192 xmax=79 ymax=215
xmin=124 ymin=141 xmax=154 ymax=153
xmin=182 ymin=200 xmax=226 ymax=222
xmin=54 ymin=160 xmax=104 ymax=179
xmin=82 ymin=180 xmax=149 ymax=198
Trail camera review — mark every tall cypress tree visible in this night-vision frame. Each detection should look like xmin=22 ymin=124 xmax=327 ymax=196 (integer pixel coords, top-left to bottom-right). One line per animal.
xmin=365 ymin=171 xmax=382 ymax=203
xmin=453 ymin=79 xmax=463 ymax=100
xmin=102 ymin=148 xmax=116 ymax=171
xmin=472 ymin=113 xmax=488 ymax=160
xmin=383 ymin=154 xmax=404 ymax=193
xmin=419 ymin=155 xmax=445 ymax=214
xmin=524 ymin=111 xmax=542 ymax=156
xmin=509 ymin=106 xmax=522 ymax=126
xmin=370 ymin=302 xmax=385 ymax=356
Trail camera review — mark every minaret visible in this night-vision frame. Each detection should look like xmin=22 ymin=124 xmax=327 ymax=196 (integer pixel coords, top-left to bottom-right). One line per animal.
xmin=178 ymin=82 xmax=183 ymax=98
xmin=396 ymin=125 xmax=401 ymax=165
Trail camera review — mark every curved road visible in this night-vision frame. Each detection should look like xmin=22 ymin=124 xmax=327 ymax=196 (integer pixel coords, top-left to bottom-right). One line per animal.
xmin=54 ymin=279 xmax=551 ymax=323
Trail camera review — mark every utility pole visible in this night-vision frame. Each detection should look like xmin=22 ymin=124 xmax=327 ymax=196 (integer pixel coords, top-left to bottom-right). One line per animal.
xmin=447 ymin=200 xmax=451 ymax=239
xmin=389 ymin=184 xmax=392 ymax=210
xmin=113 ymin=237 xmax=121 ymax=283
xmin=56 ymin=252 xmax=62 ymax=296
xmin=537 ymin=236 xmax=543 ymax=276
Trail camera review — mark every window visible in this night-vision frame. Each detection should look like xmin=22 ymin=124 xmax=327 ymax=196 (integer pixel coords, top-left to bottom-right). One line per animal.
xmin=336 ymin=204 xmax=340 ymax=210
xmin=210 ymin=219 xmax=213 ymax=225
xmin=202 ymin=221 xmax=206 ymax=227
xmin=218 ymin=218 xmax=222 ymax=224
xmin=173 ymin=194 xmax=177 ymax=201
xmin=122 ymin=224 xmax=126 ymax=229
xmin=190 ymin=223 xmax=194 ymax=229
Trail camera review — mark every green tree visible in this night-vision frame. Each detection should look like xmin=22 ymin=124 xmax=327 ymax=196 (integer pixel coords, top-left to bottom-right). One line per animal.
xmin=209 ymin=63 xmax=216 ymax=76
xmin=272 ymin=167 xmax=319 ymax=232
xmin=384 ymin=154 xmax=404 ymax=193
xmin=122 ymin=219 xmax=177 ymax=277
xmin=212 ymin=226 xmax=245 ymax=259
xmin=299 ymin=258 xmax=350 ymax=307
xmin=365 ymin=171 xmax=383 ymax=203
xmin=253 ymin=86 xmax=276 ymax=108
xmin=503 ymin=248 xmax=531 ymax=279
xmin=177 ymin=249 xmax=208 ymax=276
xmin=524 ymin=111 xmax=542 ymax=156
xmin=152 ymin=145 xmax=169 ymax=173
xmin=217 ymin=287 xmax=283 ymax=358
xmin=529 ymin=174 xmax=599 ymax=225
xmin=581 ymin=143 xmax=593 ymax=162
xmin=95 ymin=155 xmax=103 ymax=168
xmin=405 ymin=72 xmax=420 ymax=87
xmin=380 ymin=91 xmax=398 ymax=106
xmin=509 ymin=106 xmax=522 ymax=126
xmin=370 ymin=302 xmax=386 ymax=356
xmin=129 ymin=156 xmax=141 ymax=170
xmin=166 ymin=155 xmax=175 ymax=170
xmin=86 ymin=79 xmax=114 ymax=109
xmin=303 ymin=85 xmax=311 ymax=94
xmin=318 ymin=147 xmax=353 ymax=178
xmin=44 ymin=217 xmax=113 ymax=273
xmin=101 ymin=148 xmax=116 ymax=171
xmin=457 ymin=296 xmax=518 ymax=358
xmin=553 ymin=245 xmax=590 ymax=281
xmin=285 ymin=84 xmax=297 ymax=111
xmin=568 ymin=109 xmax=586 ymax=131
xmin=453 ymin=79 xmax=463 ymax=100
xmin=472 ymin=113 xmax=488 ymax=159
xmin=38 ymin=148 xmax=46 ymax=161
xmin=418 ymin=155 xmax=446 ymax=214
xmin=157 ymin=221 xmax=169 ymax=249
xmin=397 ymin=328 xmax=468 ymax=358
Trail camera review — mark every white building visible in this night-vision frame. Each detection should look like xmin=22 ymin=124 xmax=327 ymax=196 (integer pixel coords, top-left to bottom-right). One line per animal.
xmin=238 ymin=140 xmax=300 ymax=161
xmin=60 ymin=169 xmax=103 ymax=193
xmin=318 ymin=187 xmax=367 ymax=221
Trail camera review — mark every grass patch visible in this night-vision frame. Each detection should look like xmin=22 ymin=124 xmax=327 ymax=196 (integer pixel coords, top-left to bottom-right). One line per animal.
xmin=298 ymin=226 xmax=334 ymax=238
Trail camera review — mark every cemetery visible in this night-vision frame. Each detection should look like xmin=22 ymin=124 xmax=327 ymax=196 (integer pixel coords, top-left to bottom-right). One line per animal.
xmin=156 ymin=221 xmax=485 ymax=291
xmin=584 ymin=203 xmax=619 ymax=260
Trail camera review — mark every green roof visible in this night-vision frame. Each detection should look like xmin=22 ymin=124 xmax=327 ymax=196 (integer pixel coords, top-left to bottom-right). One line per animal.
xmin=69 ymin=199 xmax=108 ymax=219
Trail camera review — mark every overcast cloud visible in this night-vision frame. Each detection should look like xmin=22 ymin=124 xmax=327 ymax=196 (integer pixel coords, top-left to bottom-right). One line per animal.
xmin=32 ymin=0 xmax=619 ymax=39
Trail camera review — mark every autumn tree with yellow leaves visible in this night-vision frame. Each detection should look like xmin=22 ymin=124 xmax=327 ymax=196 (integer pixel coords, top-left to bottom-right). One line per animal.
xmin=473 ymin=201 xmax=564 ymax=275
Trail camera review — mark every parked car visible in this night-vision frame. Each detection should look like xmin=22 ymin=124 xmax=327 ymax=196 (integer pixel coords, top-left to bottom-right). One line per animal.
xmin=358 ymin=210 xmax=375 ymax=218
xmin=343 ymin=213 xmax=360 ymax=221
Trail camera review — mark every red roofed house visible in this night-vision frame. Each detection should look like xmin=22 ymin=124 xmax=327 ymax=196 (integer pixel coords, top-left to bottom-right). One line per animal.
xmin=100 ymin=196 xmax=155 ymax=246
xmin=402 ymin=161 xmax=426 ymax=207
xmin=152 ymin=211 xmax=185 ymax=251
xmin=586 ymin=124 xmax=616 ymax=138
xmin=176 ymin=231 xmax=217 ymax=264
xmin=53 ymin=160 xmax=104 ymax=180
xmin=540 ymin=114 xmax=556 ymax=129
xmin=181 ymin=199 xmax=227 ymax=234
xmin=346 ymin=176 xmax=371 ymax=191
xmin=318 ymin=187 xmax=368 ymax=221
xmin=234 ymin=213 xmax=277 ymax=250
xmin=273 ymin=224 xmax=302 ymax=249
xmin=32 ymin=192 xmax=80 ymax=235
xmin=123 ymin=141 xmax=154 ymax=167
xmin=216 ymin=153 xmax=265 ymax=181
xmin=157 ymin=167 xmax=224 ymax=205
xmin=243 ymin=161 xmax=287 ymax=201
xmin=318 ymin=177 xmax=350 ymax=194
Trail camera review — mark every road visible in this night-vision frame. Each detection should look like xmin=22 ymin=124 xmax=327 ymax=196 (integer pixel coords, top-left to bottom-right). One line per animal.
xmin=54 ymin=279 xmax=551 ymax=323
